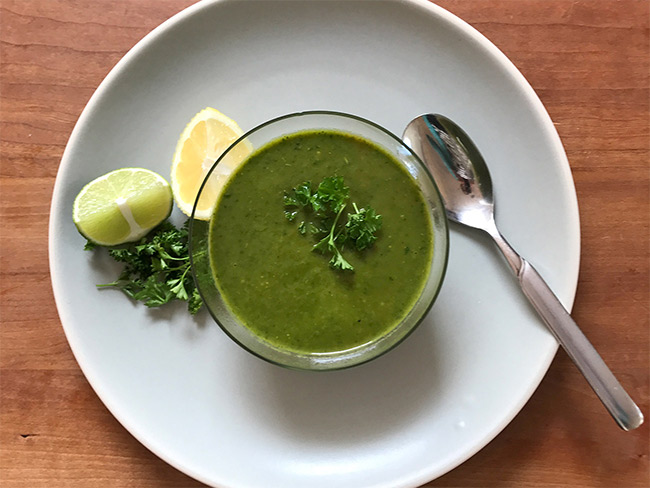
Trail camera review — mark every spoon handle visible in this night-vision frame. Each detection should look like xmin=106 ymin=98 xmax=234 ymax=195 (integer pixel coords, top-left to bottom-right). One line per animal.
xmin=489 ymin=229 xmax=644 ymax=431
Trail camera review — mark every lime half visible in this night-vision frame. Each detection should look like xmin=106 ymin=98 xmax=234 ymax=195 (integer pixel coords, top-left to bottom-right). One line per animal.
xmin=73 ymin=168 xmax=172 ymax=246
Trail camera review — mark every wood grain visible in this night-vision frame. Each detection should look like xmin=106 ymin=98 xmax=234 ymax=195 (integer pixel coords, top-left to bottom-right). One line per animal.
xmin=1 ymin=0 xmax=648 ymax=487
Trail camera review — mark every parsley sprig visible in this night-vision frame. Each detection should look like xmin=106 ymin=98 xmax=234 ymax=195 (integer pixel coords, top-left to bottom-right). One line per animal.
xmin=87 ymin=220 xmax=202 ymax=315
xmin=284 ymin=176 xmax=382 ymax=271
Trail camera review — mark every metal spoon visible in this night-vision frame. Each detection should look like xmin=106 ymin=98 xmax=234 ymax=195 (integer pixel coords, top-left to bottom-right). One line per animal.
xmin=403 ymin=113 xmax=643 ymax=431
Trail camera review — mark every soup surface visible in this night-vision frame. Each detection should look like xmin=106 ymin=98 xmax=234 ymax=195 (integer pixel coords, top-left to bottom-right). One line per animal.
xmin=209 ymin=130 xmax=433 ymax=354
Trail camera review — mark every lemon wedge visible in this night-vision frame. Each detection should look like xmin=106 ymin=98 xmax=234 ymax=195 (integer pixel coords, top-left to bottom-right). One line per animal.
xmin=171 ymin=108 xmax=251 ymax=220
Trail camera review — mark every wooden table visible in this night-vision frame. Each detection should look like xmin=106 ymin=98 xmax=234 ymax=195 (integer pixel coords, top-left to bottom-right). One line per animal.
xmin=1 ymin=1 xmax=648 ymax=486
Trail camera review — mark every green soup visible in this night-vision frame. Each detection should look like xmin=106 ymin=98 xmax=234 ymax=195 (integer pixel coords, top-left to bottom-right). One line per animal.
xmin=209 ymin=130 xmax=433 ymax=354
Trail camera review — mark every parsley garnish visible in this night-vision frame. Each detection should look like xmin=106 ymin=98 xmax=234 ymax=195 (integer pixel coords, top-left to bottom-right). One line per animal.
xmin=284 ymin=176 xmax=382 ymax=271
xmin=88 ymin=220 xmax=202 ymax=315
xmin=345 ymin=203 xmax=382 ymax=251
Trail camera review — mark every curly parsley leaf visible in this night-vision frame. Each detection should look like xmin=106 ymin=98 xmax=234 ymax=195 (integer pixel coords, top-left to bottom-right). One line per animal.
xmin=311 ymin=176 xmax=349 ymax=214
xmin=284 ymin=209 xmax=299 ymax=222
xmin=88 ymin=219 xmax=202 ymax=315
xmin=283 ymin=181 xmax=312 ymax=208
xmin=345 ymin=203 xmax=383 ymax=251
xmin=188 ymin=289 xmax=203 ymax=315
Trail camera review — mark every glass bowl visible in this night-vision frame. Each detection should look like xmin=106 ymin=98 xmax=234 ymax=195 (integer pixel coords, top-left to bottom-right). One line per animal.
xmin=189 ymin=111 xmax=448 ymax=371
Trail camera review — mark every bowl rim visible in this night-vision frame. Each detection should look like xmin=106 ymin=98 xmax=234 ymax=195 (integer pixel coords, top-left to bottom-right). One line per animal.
xmin=188 ymin=110 xmax=450 ymax=371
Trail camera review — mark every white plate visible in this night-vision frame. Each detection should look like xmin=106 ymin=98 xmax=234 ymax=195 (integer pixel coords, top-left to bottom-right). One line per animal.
xmin=49 ymin=1 xmax=580 ymax=486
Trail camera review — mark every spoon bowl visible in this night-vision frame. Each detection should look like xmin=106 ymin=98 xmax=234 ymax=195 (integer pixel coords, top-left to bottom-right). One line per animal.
xmin=404 ymin=114 xmax=494 ymax=229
